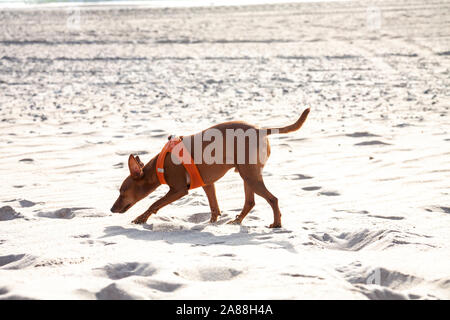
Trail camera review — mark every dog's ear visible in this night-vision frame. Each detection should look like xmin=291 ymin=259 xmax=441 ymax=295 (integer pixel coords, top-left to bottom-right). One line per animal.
xmin=128 ymin=154 xmax=144 ymax=179
xmin=135 ymin=156 xmax=144 ymax=168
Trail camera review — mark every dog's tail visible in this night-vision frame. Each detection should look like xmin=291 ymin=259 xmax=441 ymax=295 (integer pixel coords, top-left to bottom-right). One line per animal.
xmin=265 ymin=108 xmax=310 ymax=135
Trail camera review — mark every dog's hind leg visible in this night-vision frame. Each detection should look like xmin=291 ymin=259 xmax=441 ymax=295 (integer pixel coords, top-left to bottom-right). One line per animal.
xmin=202 ymin=184 xmax=221 ymax=223
xmin=228 ymin=182 xmax=255 ymax=225
xmin=251 ymin=180 xmax=281 ymax=228
xmin=237 ymin=165 xmax=282 ymax=228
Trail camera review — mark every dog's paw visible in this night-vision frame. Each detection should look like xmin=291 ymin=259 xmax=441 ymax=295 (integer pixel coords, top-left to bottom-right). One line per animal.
xmin=208 ymin=210 xmax=221 ymax=223
xmin=227 ymin=219 xmax=241 ymax=225
xmin=268 ymin=222 xmax=282 ymax=228
xmin=132 ymin=214 xmax=148 ymax=224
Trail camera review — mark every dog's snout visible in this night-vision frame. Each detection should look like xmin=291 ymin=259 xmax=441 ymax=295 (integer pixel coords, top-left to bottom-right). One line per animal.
xmin=110 ymin=197 xmax=131 ymax=214
xmin=110 ymin=199 xmax=121 ymax=213
xmin=111 ymin=193 xmax=125 ymax=213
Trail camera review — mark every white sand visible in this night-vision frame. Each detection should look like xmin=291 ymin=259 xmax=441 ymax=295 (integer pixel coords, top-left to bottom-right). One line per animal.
xmin=0 ymin=0 xmax=449 ymax=299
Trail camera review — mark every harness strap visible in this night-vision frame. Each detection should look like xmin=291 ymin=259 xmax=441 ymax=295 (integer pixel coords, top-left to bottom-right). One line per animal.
xmin=156 ymin=137 xmax=205 ymax=190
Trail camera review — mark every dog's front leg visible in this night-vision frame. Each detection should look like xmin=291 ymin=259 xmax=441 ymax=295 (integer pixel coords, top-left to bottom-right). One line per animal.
xmin=132 ymin=187 xmax=188 ymax=224
xmin=202 ymin=184 xmax=221 ymax=223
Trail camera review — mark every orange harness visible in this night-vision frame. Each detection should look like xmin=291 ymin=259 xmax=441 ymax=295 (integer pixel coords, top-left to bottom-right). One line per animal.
xmin=156 ymin=136 xmax=205 ymax=190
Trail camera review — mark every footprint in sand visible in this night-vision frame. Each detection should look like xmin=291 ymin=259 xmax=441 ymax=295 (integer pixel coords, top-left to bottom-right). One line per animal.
xmin=334 ymin=209 xmax=369 ymax=215
xmin=281 ymin=273 xmax=325 ymax=280
xmin=81 ymin=239 xmax=116 ymax=247
xmin=361 ymin=287 xmax=413 ymax=300
xmin=290 ymin=173 xmax=313 ymax=180
xmin=176 ymin=266 xmax=242 ymax=282
xmin=113 ymin=162 xmax=124 ymax=169
xmin=0 ymin=287 xmax=8 ymax=296
xmin=37 ymin=208 xmax=75 ymax=219
xmin=368 ymin=214 xmax=404 ymax=220
xmin=425 ymin=206 xmax=450 ymax=214
xmin=72 ymin=234 xmax=91 ymax=239
xmin=318 ymin=191 xmax=340 ymax=196
xmin=142 ymin=280 xmax=183 ymax=293
xmin=36 ymin=207 xmax=96 ymax=219
xmin=354 ymin=140 xmax=390 ymax=146
xmin=216 ymin=253 xmax=236 ymax=257
xmin=311 ymin=229 xmax=434 ymax=251
xmin=302 ymin=186 xmax=322 ymax=191
xmin=19 ymin=200 xmax=36 ymax=208
xmin=0 ymin=206 xmax=23 ymax=221
xmin=256 ymin=236 xmax=273 ymax=240
xmin=186 ymin=212 xmax=212 ymax=224
xmin=394 ymin=123 xmax=413 ymax=128
xmin=0 ymin=254 xmax=25 ymax=268
xmin=95 ymin=283 xmax=138 ymax=300
xmin=346 ymin=132 xmax=379 ymax=138
xmin=440 ymin=207 xmax=450 ymax=213
xmin=0 ymin=254 xmax=36 ymax=270
xmin=336 ymin=263 xmax=426 ymax=299
xmin=96 ymin=262 xmax=157 ymax=280
xmin=19 ymin=158 xmax=34 ymax=163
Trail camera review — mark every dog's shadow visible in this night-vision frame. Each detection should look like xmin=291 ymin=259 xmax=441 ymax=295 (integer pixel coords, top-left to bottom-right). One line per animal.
xmin=100 ymin=223 xmax=297 ymax=253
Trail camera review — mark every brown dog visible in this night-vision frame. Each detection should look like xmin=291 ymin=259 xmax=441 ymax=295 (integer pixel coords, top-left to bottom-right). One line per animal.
xmin=111 ymin=108 xmax=310 ymax=228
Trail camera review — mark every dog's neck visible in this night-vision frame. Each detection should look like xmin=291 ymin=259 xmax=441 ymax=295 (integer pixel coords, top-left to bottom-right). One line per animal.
xmin=143 ymin=155 xmax=161 ymax=186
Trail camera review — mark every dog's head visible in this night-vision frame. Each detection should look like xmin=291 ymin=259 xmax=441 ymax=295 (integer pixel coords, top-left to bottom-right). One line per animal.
xmin=111 ymin=154 xmax=159 ymax=213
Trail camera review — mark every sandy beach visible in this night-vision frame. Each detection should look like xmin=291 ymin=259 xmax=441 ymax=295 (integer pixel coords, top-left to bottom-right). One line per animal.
xmin=0 ymin=0 xmax=449 ymax=299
